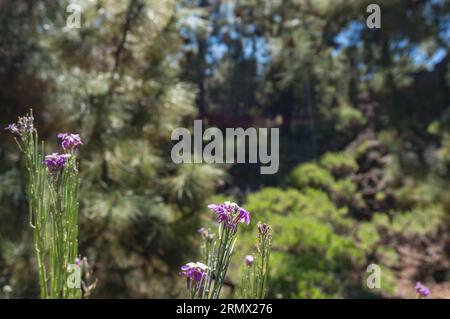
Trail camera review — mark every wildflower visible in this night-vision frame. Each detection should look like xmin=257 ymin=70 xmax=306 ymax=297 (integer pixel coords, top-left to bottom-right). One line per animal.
xmin=180 ymin=262 xmax=208 ymax=289
xmin=415 ymin=282 xmax=430 ymax=297
xmin=57 ymin=133 xmax=83 ymax=151
xmin=5 ymin=124 xmax=19 ymax=134
xmin=238 ymin=206 xmax=251 ymax=225
xmin=198 ymin=227 xmax=214 ymax=242
xmin=244 ymin=255 xmax=254 ymax=267
xmin=257 ymin=223 xmax=272 ymax=238
xmin=44 ymin=153 xmax=71 ymax=171
xmin=75 ymin=257 xmax=81 ymax=266
xmin=4 ymin=114 xmax=34 ymax=136
xmin=207 ymin=201 xmax=251 ymax=231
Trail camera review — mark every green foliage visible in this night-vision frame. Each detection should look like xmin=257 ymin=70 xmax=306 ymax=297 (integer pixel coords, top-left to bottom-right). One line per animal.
xmin=235 ymin=141 xmax=449 ymax=298
xmin=320 ymin=152 xmax=358 ymax=178
xmin=233 ymin=186 xmax=364 ymax=298
xmin=388 ymin=207 xmax=444 ymax=237
xmin=357 ymin=222 xmax=380 ymax=252
xmin=288 ymin=152 xmax=359 ymax=207
xmin=329 ymin=179 xmax=358 ymax=205
xmin=288 ymin=163 xmax=334 ymax=190
xmin=332 ymin=105 xmax=367 ymax=134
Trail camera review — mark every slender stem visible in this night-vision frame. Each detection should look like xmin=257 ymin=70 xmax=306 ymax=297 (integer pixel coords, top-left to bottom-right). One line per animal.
xmin=13 ymin=113 xmax=81 ymax=299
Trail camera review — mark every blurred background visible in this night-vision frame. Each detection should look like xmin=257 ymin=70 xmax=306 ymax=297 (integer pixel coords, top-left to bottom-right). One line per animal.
xmin=1 ymin=0 xmax=450 ymax=298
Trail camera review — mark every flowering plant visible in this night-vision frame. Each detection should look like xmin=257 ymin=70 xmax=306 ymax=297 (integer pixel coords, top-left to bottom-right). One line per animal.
xmin=415 ymin=282 xmax=430 ymax=298
xmin=5 ymin=111 xmax=82 ymax=299
xmin=179 ymin=262 xmax=209 ymax=298
xmin=240 ymin=222 xmax=273 ymax=299
xmin=57 ymin=133 xmax=83 ymax=151
xmin=208 ymin=201 xmax=251 ymax=232
xmin=181 ymin=201 xmax=251 ymax=299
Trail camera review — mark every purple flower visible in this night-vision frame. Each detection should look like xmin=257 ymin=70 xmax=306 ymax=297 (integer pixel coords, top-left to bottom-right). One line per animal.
xmin=5 ymin=124 xmax=19 ymax=135
xmin=44 ymin=153 xmax=71 ymax=171
xmin=207 ymin=201 xmax=251 ymax=232
xmin=75 ymin=257 xmax=81 ymax=266
xmin=208 ymin=204 xmax=227 ymax=223
xmin=5 ymin=114 xmax=34 ymax=136
xmin=179 ymin=262 xmax=208 ymax=289
xmin=238 ymin=207 xmax=251 ymax=225
xmin=244 ymin=255 xmax=254 ymax=267
xmin=415 ymin=282 xmax=430 ymax=297
xmin=58 ymin=133 xmax=83 ymax=151
xmin=257 ymin=223 xmax=272 ymax=238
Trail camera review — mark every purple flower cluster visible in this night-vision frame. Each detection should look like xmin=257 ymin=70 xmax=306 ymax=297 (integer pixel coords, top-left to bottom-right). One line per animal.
xmin=43 ymin=132 xmax=83 ymax=171
xmin=6 ymin=114 xmax=83 ymax=172
xmin=4 ymin=114 xmax=34 ymax=136
xmin=415 ymin=282 xmax=430 ymax=297
xmin=58 ymin=133 xmax=83 ymax=151
xmin=179 ymin=262 xmax=208 ymax=289
xmin=257 ymin=223 xmax=273 ymax=239
xmin=44 ymin=153 xmax=71 ymax=171
xmin=207 ymin=201 xmax=251 ymax=231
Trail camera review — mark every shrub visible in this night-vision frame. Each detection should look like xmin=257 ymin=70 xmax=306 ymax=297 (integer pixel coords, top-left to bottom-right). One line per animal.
xmin=320 ymin=152 xmax=358 ymax=178
xmin=288 ymin=163 xmax=334 ymax=190
xmin=234 ymin=187 xmax=364 ymax=298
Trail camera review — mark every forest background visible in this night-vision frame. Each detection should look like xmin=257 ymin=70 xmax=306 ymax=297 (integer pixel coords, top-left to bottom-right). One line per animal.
xmin=1 ymin=0 xmax=450 ymax=298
